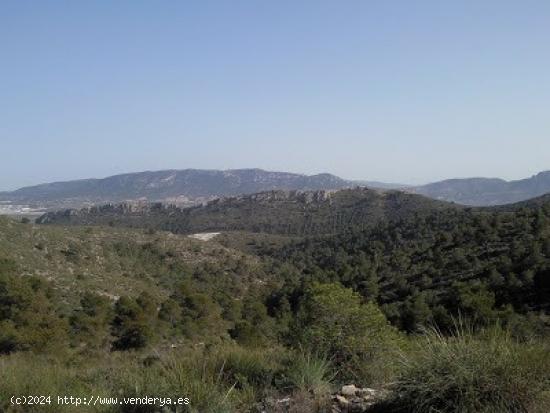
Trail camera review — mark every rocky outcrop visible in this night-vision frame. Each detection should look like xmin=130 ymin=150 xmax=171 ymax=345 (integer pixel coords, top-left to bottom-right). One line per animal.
xmin=259 ymin=385 xmax=389 ymax=413
xmin=331 ymin=385 xmax=388 ymax=413
xmin=36 ymin=187 xmax=456 ymax=237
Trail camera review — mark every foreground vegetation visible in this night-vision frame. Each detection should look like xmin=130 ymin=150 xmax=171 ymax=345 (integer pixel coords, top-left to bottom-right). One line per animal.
xmin=1 ymin=320 xmax=548 ymax=413
xmin=390 ymin=324 xmax=550 ymax=413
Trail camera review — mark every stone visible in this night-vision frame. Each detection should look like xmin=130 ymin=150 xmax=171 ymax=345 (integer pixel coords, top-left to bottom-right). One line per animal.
xmin=341 ymin=384 xmax=360 ymax=397
xmin=335 ymin=394 xmax=350 ymax=407
xmin=275 ymin=397 xmax=291 ymax=406
xmin=356 ymin=387 xmax=377 ymax=398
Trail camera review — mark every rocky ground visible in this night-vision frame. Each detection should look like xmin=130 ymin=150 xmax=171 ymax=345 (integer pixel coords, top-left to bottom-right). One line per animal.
xmin=331 ymin=384 xmax=389 ymax=412
xmin=260 ymin=384 xmax=390 ymax=413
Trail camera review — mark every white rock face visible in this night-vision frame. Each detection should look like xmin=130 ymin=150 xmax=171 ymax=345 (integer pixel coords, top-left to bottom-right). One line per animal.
xmin=188 ymin=232 xmax=220 ymax=241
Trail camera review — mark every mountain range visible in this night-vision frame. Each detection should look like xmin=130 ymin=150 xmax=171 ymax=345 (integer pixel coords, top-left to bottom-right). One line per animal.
xmin=1 ymin=168 xmax=550 ymax=209
xmin=0 ymin=169 xmax=352 ymax=210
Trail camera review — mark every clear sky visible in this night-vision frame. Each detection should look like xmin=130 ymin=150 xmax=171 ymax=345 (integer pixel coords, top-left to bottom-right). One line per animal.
xmin=1 ymin=1 xmax=550 ymax=190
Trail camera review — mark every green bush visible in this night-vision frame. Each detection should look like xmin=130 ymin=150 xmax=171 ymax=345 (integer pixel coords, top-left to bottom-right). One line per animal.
xmin=391 ymin=323 xmax=550 ymax=413
xmin=0 ymin=273 xmax=68 ymax=354
xmin=70 ymin=291 xmax=113 ymax=352
xmin=213 ymin=345 xmax=282 ymax=389
xmin=296 ymin=282 xmax=402 ymax=384
xmin=111 ymin=294 xmax=157 ymax=351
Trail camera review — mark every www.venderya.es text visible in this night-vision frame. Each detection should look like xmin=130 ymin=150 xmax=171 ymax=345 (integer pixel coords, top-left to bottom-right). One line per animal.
xmin=10 ymin=395 xmax=190 ymax=407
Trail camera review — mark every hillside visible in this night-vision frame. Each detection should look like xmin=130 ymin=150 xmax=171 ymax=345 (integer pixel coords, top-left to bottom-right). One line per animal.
xmin=25 ymin=188 xmax=550 ymax=330
xmin=262 ymin=193 xmax=550 ymax=332
xmin=414 ymin=170 xmax=550 ymax=206
xmin=0 ymin=216 xmax=265 ymax=307
xmin=36 ymin=188 xmax=458 ymax=236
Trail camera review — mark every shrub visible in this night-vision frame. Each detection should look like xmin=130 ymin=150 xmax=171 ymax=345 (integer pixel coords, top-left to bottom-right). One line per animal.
xmin=295 ymin=282 xmax=402 ymax=384
xmin=111 ymin=294 xmax=157 ymax=351
xmin=0 ymin=273 xmax=68 ymax=354
xmin=284 ymin=351 xmax=333 ymax=396
xmin=230 ymin=296 xmax=276 ymax=347
xmin=391 ymin=323 xmax=550 ymax=413
xmin=213 ymin=345 xmax=282 ymax=389
xmin=70 ymin=292 xmax=113 ymax=351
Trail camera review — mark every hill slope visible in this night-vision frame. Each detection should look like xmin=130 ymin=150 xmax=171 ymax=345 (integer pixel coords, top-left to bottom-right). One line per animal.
xmin=264 ymin=194 xmax=550 ymax=331
xmin=37 ymin=188 xmax=458 ymax=236
xmin=0 ymin=216 xmax=264 ymax=306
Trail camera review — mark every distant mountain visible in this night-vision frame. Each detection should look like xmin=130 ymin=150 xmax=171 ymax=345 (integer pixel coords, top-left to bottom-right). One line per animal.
xmin=492 ymin=192 xmax=550 ymax=211
xmin=413 ymin=171 xmax=550 ymax=206
xmin=0 ymin=169 xmax=360 ymax=209
xmin=353 ymin=180 xmax=410 ymax=190
xmin=37 ymin=187 xmax=457 ymax=236
xmin=4 ymin=168 xmax=550 ymax=210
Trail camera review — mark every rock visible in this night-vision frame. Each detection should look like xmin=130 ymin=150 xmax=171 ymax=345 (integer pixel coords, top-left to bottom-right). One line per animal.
xmin=341 ymin=384 xmax=360 ymax=397
xmin=335 ymin=394 xmax=350 ymax=407
xmin=276 ymin=397 xmax=291 ymax=405
xmin=331 ymin=385 xmax=388 ymax=412
xmin=356 ymin=387 xmax=377 ymax=398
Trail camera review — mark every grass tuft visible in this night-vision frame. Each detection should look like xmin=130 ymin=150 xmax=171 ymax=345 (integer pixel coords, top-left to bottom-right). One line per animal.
xmin=390 ymin=322 xmax=550 ymax=413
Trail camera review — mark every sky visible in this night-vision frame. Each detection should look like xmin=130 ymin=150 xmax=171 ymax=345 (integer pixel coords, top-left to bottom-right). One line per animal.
xmin=1 ymin=1 xmax=550 ymax=191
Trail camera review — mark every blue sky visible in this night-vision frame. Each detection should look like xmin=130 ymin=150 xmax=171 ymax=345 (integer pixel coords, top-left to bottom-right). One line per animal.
xmin=1 ymin=1 xmax=549 ymax=190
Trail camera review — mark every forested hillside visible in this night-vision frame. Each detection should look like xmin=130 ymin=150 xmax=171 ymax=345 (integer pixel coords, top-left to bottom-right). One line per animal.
xmin=34 ymin=189 xmax=550 ymax=334
xmin=264 ymin=201 xmax=550 ymax=333
xmin=37 ymin=188 xmax=457 ymax=236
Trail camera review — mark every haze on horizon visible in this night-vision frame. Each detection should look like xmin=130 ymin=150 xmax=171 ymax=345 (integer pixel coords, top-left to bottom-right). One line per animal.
xmin=1 ymin=1 xmax=550 ymax=191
